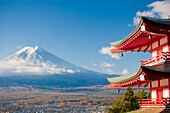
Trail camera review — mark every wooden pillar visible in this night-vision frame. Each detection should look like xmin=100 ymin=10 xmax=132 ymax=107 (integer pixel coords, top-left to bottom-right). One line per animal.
xmin=167 ymin=78 xmax=170 ymax=98
xmin=157 ymin=80 xmax=162 ymax=99
xmin=168 ymin=35 xmax=170 ymax=46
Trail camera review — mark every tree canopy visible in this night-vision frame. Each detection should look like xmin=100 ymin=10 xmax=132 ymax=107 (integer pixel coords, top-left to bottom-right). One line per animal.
xmin=106 ymin=87 xmax=150 ymax=113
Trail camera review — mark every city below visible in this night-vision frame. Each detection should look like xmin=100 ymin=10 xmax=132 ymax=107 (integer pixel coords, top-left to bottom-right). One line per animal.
xmin=0 ymin=85 xmax=124 ymax=113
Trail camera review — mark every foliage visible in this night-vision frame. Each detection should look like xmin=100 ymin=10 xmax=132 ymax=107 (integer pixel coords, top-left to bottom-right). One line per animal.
xmin=112 ymin=97 xmax=123 ymax=113
xmin=135 ymin=89 xmax=150 ymax=99
xmin=106 ymin=97 xmax=123 ymax=113
xmin=122 ymin=87 xmax=139 ymax=112
xmin=106 ymin=107 xmax=114 ymax=113
xmin=106 ymin=87 xmax=150 ymax=113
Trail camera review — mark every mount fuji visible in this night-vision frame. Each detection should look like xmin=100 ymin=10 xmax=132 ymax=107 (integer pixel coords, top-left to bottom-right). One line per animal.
xmin=0 ymin=46 xmax=113 ymax=87
xmin=0 ymin=46 xmax=88 ymax=75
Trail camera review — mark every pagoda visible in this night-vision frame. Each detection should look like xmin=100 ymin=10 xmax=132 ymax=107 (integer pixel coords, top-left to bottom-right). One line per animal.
xmin=107 ymin=16 xmax=170 ymax=107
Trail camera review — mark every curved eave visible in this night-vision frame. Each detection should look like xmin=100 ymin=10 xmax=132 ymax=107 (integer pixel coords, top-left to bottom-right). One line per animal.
xmin=110 ymin=16 xmax=170 ymax=49
xmin=107 ymin=67 xmax=142 ymax=84
xmin=110 ymin=17 xmax=143 ymax=47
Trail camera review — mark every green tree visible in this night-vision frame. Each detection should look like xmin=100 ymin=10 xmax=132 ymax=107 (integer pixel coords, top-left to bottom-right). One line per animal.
xmin=112 ymin=96 xmax=123 ymax=113
xmin=122 ymin=87 xmax=139 ymax=112
xmin=105 ymin=107 xmax=114 ymax=113
xmin=106 ymin=97 xmax=123 ymax=113
xmin=106 ymin=87 xmax=140 ymax=113
xmin=135 ymin=89 xmax=150 ymax=99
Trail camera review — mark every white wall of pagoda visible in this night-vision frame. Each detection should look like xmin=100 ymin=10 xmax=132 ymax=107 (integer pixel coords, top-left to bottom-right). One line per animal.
xmin=150 ymin=78 xmax=170 ymax=100
xmin=142 ymin=36 xmax=170 ymax=66
xmin=150 ymin=37 xmax=169 ymax=55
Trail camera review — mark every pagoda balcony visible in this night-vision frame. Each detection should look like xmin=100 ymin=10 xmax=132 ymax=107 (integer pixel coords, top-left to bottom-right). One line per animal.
xmin=139 ymin=98 xmax=170 ymax=108
xmin=140 ymin=54 xmax=166 ymax=66
xmin=140 ymin=55 xmax=163 ymax=66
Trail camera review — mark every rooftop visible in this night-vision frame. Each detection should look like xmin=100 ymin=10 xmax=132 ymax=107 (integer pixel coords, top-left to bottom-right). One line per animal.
xmin=110 ymin=16 xmax=170 ymax=53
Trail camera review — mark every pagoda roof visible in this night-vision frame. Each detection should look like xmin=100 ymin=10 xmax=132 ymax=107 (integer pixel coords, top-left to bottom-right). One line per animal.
xmin=110 ymin=17 xmax=170 ymax=53
xmin=143 ymin=17 xmax=170 ymax=26
xmin=142 ymin=59 xmax=170 ymax=74
xmin=107 ymin=60 xmax=170 ymax=88
xmin=107 ymin=68 xmax=142 ymax=84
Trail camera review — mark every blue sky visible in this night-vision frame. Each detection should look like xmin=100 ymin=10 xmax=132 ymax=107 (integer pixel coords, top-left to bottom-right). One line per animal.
xmin=0 ymin=0 xmax=169 ymax=75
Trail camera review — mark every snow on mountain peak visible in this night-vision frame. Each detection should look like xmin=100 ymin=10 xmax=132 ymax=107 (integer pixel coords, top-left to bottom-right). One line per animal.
xmin=0 ymin=46 xmax=87 ymax=75
xmin=34 ymin=46 xmax=39 ymax=50
xmin=16 ymin=46 xmax=39 ymax=54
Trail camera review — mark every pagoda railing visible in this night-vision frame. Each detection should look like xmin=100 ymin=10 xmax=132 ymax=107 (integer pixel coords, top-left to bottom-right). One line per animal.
xmin=139 ymin=98 xmax=170 ymax=107
xmin=140 ymin=52 xmax=170 ymax=66
xmin=140 ymin=54 xmax=164 ymax=66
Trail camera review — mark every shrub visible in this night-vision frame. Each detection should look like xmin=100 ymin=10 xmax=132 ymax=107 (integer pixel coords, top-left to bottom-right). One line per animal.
xmin=122 ymin=87 xmax=139 ymax=112
xmin=106 ymin=86 xmax=140 ymax=113
xmin=135 ymin=89 xmax=150 ymax=99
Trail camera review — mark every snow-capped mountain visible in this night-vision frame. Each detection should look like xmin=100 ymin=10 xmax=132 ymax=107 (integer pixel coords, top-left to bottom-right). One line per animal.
xmin=0 ymin=46 xmax=87 ymax=75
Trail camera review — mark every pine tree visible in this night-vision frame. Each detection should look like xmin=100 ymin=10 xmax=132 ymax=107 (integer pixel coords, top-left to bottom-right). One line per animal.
xmin=106 ymin=87 xmax=140 ymax=113
xmin=122 ymin=87 xmax=139 ymax=112
xmin=135 ymin=89 xmax=150 ymax=99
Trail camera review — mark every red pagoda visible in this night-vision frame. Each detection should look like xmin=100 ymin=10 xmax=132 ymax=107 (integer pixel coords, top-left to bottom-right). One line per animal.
xmin=107 ymin=16 xmax=170 ymax=107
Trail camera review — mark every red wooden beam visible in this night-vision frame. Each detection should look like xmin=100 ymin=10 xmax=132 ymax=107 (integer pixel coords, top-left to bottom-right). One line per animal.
xmin=118 ymin=30 xmax=141 ymax=49
xmin=137 ymin=47 xmax=142 ymax=52
xmin=144 ymin=45 xmax=151 ymax=52
xmin=110 ymin=49 xmax=125 ymax=53
xmin=144 ymin=83 xmax=149 ymax=87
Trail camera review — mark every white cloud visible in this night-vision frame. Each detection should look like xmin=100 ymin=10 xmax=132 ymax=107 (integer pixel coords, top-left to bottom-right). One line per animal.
xmin=101 ymin=62 xmax=115 ymax=68
xmin=101 ymin=68 xmax=129 ymax=75
xmin=106 ymin=68 xmax=129 ymax=75
xmin=99 ymin=62 xmax=130 ymax=75
xmin=0 ymin=60 xmax=78 ymax=76
xmin=121 ymin=69 xmax=129 ymax=75
xmin=133 ymin=0 xmax=170 ymax=25
xmin=100 ymin=62 xmax=116 ymax=74
xmin=105 ymin=68 xmax=116 ymax=74
xmin=91 ymin=63 xmax=97 ymax=67
xmin=99 ymin=46 xmax=120 ymax=60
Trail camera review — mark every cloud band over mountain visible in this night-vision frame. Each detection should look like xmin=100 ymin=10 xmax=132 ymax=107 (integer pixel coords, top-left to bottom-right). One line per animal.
xmin=0 ymin=46 xmax=88 ymax=75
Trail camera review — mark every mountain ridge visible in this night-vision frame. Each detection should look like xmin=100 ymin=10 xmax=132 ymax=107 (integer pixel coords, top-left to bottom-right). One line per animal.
xmin=0 ymin=46 xmax=90 ymax=75
xmin=0 ymin=46 xmax=118 ymax=87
